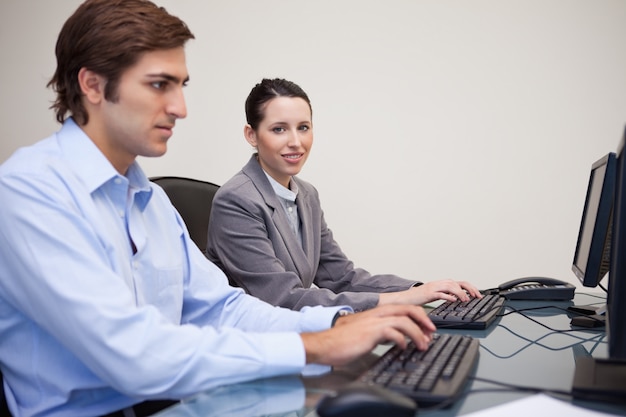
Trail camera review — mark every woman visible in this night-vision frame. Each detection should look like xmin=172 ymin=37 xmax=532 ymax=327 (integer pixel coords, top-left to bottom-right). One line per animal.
xmin=206 ymin=78 xmax=481 ymax=311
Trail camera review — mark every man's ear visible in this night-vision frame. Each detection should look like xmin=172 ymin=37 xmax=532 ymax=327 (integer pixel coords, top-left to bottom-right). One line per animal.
xmin=77 ymin=67 xmax=106 ymax=105
xmin=244 ymin=124 xmax=258 ymax=147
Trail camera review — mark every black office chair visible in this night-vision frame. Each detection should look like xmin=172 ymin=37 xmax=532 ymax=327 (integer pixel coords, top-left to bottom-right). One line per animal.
xmin=1 ymin=371 xmax=12 ymax=416
xmin=150 ymin=176 xmax=220 ymax=254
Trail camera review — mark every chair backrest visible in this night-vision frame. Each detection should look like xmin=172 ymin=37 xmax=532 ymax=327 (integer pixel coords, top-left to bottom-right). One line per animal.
xmin=0 ymin=370 xmax=11 ymax=416
xmin=150 ymin=176 xmax=220 ymax=253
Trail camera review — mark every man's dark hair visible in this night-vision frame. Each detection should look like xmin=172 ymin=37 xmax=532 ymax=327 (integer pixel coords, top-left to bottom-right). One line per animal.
xmin=47 ymin=0 xmax=195 ymax=125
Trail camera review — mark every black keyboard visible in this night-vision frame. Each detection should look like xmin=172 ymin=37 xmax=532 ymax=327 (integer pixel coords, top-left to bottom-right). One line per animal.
xmin=358 ymin=333 xmax=479 ymax=406
xmin=428 ymin=293 xmax=505 ymax=330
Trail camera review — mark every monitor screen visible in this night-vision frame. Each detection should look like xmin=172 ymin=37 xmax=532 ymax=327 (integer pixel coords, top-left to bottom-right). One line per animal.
xmin=572 ymin=153 xmax=616 ymax=288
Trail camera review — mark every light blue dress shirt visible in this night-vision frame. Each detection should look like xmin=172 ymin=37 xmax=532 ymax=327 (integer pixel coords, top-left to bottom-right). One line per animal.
xmin=0 ymin=119 xmax=345 ymax=417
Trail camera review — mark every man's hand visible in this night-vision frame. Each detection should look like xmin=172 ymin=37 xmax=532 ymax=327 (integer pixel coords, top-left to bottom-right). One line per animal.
xmin=300 ymin=304 xmax=436 ymax=366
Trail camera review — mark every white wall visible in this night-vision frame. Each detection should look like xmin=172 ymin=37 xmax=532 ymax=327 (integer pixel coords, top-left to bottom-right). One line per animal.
xmin=1 ymin=0 xmax=625 ymax=290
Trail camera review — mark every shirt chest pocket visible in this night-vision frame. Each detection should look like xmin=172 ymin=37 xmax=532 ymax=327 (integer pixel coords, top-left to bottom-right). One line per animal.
xmin=137 ymin=266 xmax=184 ymax=324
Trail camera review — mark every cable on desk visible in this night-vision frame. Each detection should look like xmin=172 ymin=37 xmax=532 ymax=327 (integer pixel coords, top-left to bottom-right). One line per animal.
xmin=478 ymin=325 xmax=606 ymax=359
xmin=420 ymin=378 xmax=575 ymax=412
xmin=500 ymin=305 xmax=607 ymax=332
xmin=575 ymin=290 xmax=607 ymax=300
xmin=468 ymin=376 xmax=573 ymax=399
xmin=495 ymin=322 xmax=606 ymax=348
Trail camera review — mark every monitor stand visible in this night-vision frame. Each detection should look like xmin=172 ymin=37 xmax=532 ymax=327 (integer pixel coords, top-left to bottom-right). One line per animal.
xmin=568 ymin=304 xmax=606 ymax=327
xmin=572 ymin=356 xmax=626 ymax=402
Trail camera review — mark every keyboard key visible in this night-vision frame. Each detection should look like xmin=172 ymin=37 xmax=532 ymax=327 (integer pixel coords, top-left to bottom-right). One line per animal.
xmin=358 ymin=333 xmax=480 ymax=406
xmin=428 ymin=294 xmax=505 ymax=330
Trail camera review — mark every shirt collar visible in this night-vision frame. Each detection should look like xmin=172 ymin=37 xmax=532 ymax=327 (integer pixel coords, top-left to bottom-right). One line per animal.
xmin=57 ymin=118 xmax=153 ymax=208
xmin=263 ymin=170 xmax=298 ymax=202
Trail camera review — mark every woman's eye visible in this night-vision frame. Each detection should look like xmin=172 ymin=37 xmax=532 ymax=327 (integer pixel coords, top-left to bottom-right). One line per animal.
xmin=299 ymin=125 xmax=310 ymax=131
xmin=151 ymin=81 xmax=166 ymax=90
xmin=272 ymin=127 xmax=285 ymax=133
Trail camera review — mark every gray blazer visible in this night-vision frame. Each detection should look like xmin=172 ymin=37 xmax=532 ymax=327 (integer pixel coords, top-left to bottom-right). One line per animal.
xmin=206 ymin=155 xmax=418 ymax=311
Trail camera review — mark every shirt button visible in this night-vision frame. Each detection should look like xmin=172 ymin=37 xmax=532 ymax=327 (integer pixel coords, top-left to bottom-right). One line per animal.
xmin=288 ymin=207 xmax=293 ymax=212
xmin=114 ymin=178 xmax=122 ymax=185
xmin=119 ymin=210 xmax=124 ymax=217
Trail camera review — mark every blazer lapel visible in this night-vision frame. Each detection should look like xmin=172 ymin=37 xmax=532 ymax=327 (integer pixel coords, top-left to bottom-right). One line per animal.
xmin=243 ymin=156 xmax=315 ymax=281
xmin=293 ymin=178 xmax=316 ymax=265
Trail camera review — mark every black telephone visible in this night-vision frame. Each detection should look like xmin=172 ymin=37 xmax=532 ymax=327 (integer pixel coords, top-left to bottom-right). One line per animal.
xmin=496 ymin=276 xmax=576 ymax=300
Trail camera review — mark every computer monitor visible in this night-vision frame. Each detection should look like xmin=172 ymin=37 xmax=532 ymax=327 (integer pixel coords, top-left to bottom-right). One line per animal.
xmin=568 ymin=153 xmax=616 ymax=320
xmin=572 ymin=127 xmax=626 ymax=400
xmin=572 ymin=152 xmax=616 ymax=289
xmin=607 ymin=127 xmax=626 ymax=360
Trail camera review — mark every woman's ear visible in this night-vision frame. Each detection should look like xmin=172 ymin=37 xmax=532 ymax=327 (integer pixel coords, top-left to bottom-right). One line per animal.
xmin=244 ymin=124 xmax=257 ymax=148
xmin=77 ymin=67 xmax=106 ymax=105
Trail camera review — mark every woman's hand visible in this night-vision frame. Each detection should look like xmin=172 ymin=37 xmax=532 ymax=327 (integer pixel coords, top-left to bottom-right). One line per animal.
xmin=378 ymin=279 xmax=482 ymax=306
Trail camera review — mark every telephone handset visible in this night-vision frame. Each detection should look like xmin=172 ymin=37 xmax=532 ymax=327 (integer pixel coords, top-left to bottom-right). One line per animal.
xmin=497 ymin=276 xmax=576 ymax=300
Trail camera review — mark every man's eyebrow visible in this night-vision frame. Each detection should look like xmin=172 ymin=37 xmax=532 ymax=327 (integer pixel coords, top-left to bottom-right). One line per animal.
xmin=146 ymin=73 xmax=190 ymax=84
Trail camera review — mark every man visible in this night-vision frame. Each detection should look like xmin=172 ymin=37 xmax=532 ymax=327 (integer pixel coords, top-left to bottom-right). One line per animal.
xmin=0 ymin=1 xmax=435 ymax=416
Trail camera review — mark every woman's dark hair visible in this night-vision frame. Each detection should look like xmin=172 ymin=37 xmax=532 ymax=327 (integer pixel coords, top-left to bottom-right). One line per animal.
xmin=47 ymin=0 xmax=194 ymax=125
xmin=245 ymin=78 xmax=312 ymax=130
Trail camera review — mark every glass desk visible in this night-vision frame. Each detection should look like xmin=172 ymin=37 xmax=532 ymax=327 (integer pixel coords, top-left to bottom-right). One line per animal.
xmin=155 ymin=293 xmax=626 ymax=417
